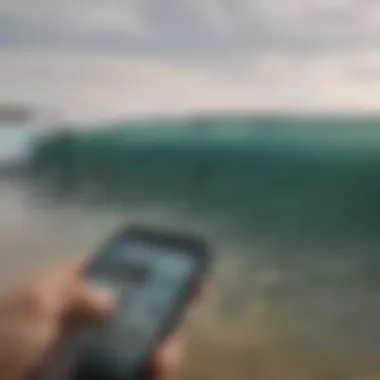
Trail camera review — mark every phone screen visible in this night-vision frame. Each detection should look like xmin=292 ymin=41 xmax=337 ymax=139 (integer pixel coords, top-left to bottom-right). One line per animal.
xmin=85 ymin=239 xmax=196 ymax=365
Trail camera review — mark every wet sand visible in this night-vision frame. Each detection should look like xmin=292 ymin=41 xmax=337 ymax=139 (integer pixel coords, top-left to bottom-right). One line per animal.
xmin=1 ymin=179 xmax=380 ymax=379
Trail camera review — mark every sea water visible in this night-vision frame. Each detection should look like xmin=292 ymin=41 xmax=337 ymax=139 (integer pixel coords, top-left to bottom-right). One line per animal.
xmin=2 ymin=120 xmax=380 ymax=379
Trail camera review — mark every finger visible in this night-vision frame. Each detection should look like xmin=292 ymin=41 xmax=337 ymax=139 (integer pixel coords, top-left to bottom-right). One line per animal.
xmin=154 ymin=337 xmax=183 ymax=380
xmin=64 ymin=281 xmax=114 ymax=322
xmin=27 ymin=259 xmax=86 ymax=290
xmin=55 ymin=258 xmax=88 ymax=281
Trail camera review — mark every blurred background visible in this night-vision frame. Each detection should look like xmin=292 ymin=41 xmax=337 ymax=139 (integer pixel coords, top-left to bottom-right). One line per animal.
xmin=1 ymin=1 xmax=380 ymax=379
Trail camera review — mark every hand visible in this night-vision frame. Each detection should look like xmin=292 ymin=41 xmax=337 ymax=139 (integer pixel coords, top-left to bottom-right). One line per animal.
xmin=0 ymin=262 xmax=183 ymax=380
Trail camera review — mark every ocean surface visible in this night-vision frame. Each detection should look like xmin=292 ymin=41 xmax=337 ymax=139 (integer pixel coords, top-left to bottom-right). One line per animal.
xmin=2 ymin=119 xmax=380 ymax=379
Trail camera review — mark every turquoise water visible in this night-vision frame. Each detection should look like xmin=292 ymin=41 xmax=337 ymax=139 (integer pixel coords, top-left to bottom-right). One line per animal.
xmin=14 ymin=116 xmax=380 ymax=378
xmin=17 ymin=178 xmax=380 ymax=380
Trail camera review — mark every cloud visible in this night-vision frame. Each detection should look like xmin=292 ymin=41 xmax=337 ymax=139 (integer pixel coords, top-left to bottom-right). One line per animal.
xmin=0 ymin=49 xmax=379 ymax=121
xmin=1 ymin=0 xmax=380 ymax=55
xmin=0 ymin=0 xmax=380 ymax=119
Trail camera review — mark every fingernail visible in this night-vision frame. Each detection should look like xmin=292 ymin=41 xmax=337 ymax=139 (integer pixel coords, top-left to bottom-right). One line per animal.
xmin=90 ymin=284 xmax=115 ymax=308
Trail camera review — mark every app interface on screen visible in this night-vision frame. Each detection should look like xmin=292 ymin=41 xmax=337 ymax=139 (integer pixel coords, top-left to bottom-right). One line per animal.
xmin=88 ymin=240 xmax=195 ymax=361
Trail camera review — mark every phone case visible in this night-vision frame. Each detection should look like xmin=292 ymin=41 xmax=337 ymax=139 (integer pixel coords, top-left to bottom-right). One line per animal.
xmin=30 ymin=225 xmax=211 ymax=380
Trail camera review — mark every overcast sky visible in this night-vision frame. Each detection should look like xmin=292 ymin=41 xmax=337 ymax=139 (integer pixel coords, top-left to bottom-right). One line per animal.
xmin=1 ymin=0 xmax=380 ymax=121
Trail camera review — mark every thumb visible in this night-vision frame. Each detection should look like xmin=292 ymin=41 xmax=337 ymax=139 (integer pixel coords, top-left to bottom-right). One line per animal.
xmin=65 ymin=281 xmax=114 ymax=323
xmin=154 ymin=337 xmax=183 ymax=380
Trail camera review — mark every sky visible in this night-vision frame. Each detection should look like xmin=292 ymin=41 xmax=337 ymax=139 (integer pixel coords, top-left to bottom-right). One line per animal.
xmin=1 ymin=0 xmax=380 ymax=121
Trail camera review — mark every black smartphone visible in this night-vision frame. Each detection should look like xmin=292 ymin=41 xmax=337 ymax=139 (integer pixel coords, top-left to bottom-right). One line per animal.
xmin=40 ymin=225 xmax=211 ymax=380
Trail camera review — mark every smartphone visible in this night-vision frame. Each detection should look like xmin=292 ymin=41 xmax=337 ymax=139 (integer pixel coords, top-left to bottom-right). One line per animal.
xmin=35 ymin=225 xmax=211 ymax=380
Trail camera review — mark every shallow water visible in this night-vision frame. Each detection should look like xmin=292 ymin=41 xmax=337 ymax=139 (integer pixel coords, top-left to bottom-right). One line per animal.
xmin=1 ymin=178 xmax=380 ymax=380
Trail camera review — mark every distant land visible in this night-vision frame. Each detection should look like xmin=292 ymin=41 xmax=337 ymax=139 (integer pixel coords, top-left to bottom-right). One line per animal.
xmin=99 ymin=109 xmax=380 ymax=128
xmin=0 ymin=103 xmax=37 ymax=124
xmin=0 ymin=103 xmax=64 ymax=127
xmin=92 ymin=110 xmax=380 ymax=132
